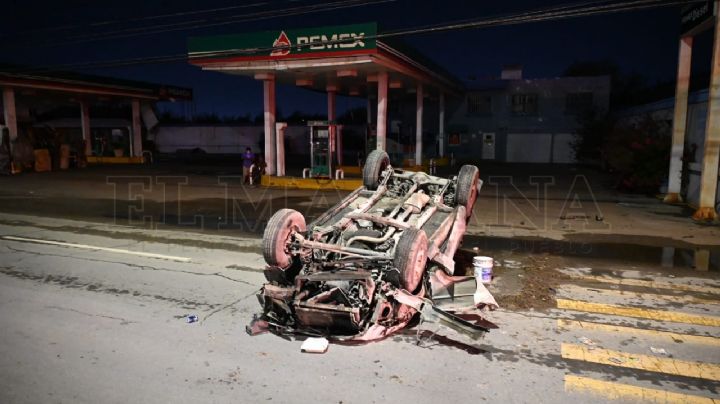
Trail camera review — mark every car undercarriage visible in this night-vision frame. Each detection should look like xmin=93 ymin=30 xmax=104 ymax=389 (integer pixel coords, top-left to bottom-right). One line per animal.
xmin=248 ymin=150 xmax=498 ymax=342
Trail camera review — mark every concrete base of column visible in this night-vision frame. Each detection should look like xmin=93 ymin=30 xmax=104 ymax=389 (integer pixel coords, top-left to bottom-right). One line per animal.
xmin=662 ymin=192 xmax=683 ymax=204
xmin=692 ymin=206 xmax=718 ymax=222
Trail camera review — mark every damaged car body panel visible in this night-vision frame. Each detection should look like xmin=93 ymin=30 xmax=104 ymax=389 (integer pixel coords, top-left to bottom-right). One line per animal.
xmin=249 ymin=150 xmax=497 ymax=341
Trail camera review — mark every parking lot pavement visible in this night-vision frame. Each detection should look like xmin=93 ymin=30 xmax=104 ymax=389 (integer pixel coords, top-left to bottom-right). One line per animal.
xmin=0 ymin=212 xmax=718 ymax=403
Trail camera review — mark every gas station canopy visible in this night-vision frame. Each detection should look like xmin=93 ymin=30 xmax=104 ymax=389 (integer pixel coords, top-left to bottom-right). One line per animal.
xmin=187 ymin=22 xmax=461 ymax=178
xmin=187 ymin=23 xmax=462 ymax=97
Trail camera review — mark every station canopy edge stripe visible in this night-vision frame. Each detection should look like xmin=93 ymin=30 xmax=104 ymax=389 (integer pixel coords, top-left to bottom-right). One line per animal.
xmin=189 ymin=49 xmax=377 ymax=64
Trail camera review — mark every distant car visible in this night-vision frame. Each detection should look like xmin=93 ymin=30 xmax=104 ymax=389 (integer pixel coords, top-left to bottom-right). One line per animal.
xmin=248 ymin=150 xmax=495 ymax=341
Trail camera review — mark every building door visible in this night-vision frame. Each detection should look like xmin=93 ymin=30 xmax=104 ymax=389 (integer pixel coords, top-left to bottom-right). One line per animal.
xmin=482 ymin=132 xmax=496 ymax=160
xmin=506 ymin=133 xmax=552 ymax=163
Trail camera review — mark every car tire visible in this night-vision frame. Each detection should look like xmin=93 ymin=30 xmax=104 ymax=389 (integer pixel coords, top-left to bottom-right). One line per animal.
xmin=262 ymin=209 xmax=306 ymax=269
xmin=363 ymin=149 xmax=390 ymax=190
xmin=455 ymin=164 xmax=479 ymax=217
xmin=394 ymin=227 xmax=428 ymax=292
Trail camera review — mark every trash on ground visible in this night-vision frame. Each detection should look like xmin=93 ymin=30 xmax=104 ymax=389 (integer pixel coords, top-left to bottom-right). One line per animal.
xmin=608 ymin=357 xmax=624 ymax=364
xmin=503 ymin=259 xmax=522 ymax=269
xmin=186 ymin=314 xmax=198 ymax=324
xmin=473 ymin=256 xmax=493 ymax=284
xmin=248 ymin=153 xmax=496 ymax=343
xmin=301 ymin=337 xmax=329 ymax=353
xmin=650 ymin=347 xmax=669 ymax=355
xmin=473 ymin=281 xmax=498 ymax=307
xmin=578 ymin=336 xmax=596 ymax=347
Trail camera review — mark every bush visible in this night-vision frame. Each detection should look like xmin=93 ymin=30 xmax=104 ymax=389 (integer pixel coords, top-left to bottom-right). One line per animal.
xmin=602 ymin=116 xmax=669 ymax=193
xmin=574 ymin=111 xmax=670 ymax=194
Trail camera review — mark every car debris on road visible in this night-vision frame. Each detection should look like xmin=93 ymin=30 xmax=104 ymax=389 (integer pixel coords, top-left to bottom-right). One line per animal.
xmin=247 ymin=150 xmax=498 ymax=342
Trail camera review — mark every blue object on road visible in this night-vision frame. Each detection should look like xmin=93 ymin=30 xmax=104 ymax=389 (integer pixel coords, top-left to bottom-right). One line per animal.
xmin=186 ymin=315 xmax=198 ymax=323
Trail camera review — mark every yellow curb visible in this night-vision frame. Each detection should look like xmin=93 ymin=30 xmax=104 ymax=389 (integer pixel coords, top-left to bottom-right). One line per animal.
xmin=260 ymin=175 xmax=361 ymax=191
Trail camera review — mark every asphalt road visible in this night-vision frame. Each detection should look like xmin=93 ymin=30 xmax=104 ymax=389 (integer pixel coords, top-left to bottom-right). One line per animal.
xmin=0 ymin=212 xmax=718 ymax=403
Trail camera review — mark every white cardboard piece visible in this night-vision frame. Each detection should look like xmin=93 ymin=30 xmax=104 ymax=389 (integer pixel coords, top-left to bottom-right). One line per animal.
xmin=301 ymin=337 xmax=329 ymax=353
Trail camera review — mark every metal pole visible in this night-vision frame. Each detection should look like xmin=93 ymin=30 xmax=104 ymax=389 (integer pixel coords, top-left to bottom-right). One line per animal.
xmin=664 ymin=36 xmax=694 ymax=204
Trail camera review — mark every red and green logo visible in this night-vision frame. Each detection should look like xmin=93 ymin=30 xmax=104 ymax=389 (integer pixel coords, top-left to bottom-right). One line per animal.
xmin=270 ymin=31 xmax=291 ymax=56
xmin=189 ymin=23 xmax=377 ymax=61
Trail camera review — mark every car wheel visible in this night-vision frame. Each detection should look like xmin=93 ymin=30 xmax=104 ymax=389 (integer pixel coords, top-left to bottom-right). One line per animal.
xmin=455 ymin=164 xmax=479 ymax=217
xmin=262 ymin=209 xmax=306 ymax=269
xmin=394 ymin=228 xmax=428 ymax=292
xmin=363 ymin=149 xmax=390 ymax=190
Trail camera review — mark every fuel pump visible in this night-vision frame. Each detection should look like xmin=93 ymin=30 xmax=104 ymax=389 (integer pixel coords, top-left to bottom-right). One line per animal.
xmin=308 ymin=120 xmax=336 ymax=178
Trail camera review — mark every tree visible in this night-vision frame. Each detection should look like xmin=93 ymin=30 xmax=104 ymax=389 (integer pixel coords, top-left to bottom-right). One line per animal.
xmin=563 ymin=60 xmax=670 ymax=108
xmin=572 ymin=108 xmax=614 ymax=163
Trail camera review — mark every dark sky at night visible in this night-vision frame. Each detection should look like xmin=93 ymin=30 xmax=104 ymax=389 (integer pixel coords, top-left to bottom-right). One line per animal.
xmin=0 ymin=0 xmax=711 ymax=118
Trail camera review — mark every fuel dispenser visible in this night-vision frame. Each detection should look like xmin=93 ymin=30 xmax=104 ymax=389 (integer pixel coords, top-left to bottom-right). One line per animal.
xmin=307 ymin=120 xmax=337 ymax=178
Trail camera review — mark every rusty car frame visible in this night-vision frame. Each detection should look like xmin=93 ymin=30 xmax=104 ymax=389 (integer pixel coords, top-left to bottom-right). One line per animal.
xmin=248 ymin=150 xmax=497 ymax=342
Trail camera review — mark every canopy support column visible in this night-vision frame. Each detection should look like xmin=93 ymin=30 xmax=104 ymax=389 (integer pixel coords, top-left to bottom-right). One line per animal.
xmin=337 ymin=125 xmax=343 ymax=166
xmin=131 ymin=99 xmax=143 ymax=158
xmin=275 ymin=122 xmax=287 ymax=176
xmin=256 ymin=73 xmax=276 ymax=175
xmin=415 ymin=83 xmax=423 ymax=166
xmin=376 ymin=71 xmax=388 ymax=151
xmin=664 ymin=36 xmax=693 ymax=204
xmin=80 ymin=101 xmax=92 ymax=157
xmin=366 ymin=97 xmax=373 ymax=125
xmin=2 ymin=87 xmax=17 ymax=143
xmin=439 ymin=92 xmax=445 ymax=158
xmin=693 ymin=6 xmax=720 ymax=222
xmin=327 ymin=87 xmax=340 ymax=165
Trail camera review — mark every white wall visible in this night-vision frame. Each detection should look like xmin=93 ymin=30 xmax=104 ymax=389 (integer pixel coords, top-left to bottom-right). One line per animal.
xmin=154 ymin=126 xmax=262 ymax=154
xmin=152 ymin=124 xmax=367 ymax=157
xmin=506 ymin=133 xmax=552 ymax=163
xmin=504 ymin=132 xmax=577 ymax=163
xmin=153 ymin=125 xmax=317 ymax=154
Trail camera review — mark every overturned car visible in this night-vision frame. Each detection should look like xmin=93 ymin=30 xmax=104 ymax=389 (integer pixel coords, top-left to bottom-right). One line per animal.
xmin=248 ymin=150 xmax=497 ymax=341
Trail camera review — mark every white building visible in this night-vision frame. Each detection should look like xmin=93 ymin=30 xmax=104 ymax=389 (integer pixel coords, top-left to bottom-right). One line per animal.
xmin=447 ymin=66 xmax=611 ymax=163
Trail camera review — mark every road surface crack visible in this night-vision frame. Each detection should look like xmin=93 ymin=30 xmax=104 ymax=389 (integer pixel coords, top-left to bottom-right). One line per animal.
xmin=202 ymin=289 xmax=259 ymax=324
xmin=45 ymin=305 xmax=137 ymax=325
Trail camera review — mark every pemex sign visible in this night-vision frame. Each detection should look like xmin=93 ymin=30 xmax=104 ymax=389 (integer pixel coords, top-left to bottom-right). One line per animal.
xmin=188 ymin=23 xmax=377 ymax=62
xmin=681 ymin=0 xmax=716 ymax=36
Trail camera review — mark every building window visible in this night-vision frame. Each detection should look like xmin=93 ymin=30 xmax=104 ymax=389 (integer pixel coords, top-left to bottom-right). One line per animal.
xmin=511 ymin=94 xmax=538 ymax=115
xmin=466 ymin=94 xmax=492 ymax=116
xmin=566 ymin=92 xmax=593 ymax=114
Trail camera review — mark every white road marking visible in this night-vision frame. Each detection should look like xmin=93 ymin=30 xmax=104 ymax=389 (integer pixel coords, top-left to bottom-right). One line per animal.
xmin=1 ymin=235 xmax=192 ymax=263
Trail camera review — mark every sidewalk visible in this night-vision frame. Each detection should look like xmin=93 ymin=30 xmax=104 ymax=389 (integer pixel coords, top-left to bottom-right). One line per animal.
xmin=0 ymin=162 xmax=718 ymax=248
